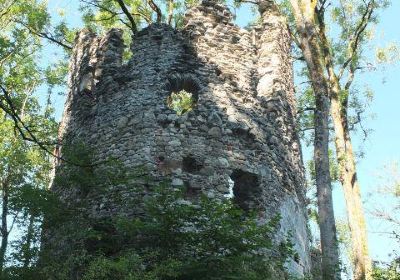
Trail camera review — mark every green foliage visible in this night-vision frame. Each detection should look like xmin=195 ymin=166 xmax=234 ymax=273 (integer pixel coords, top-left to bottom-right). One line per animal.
xmin=53 ymin=142 xmax=134 ymax=196
xmin=281 ymin=0 xmax=396 ymax=163
xmin=167 ymin=90 xmax=195 ymax=116
xmin=375 ymin=43 xmax=400 ymax=65
xmin=372 ymin=259 xmax=400 ymax=280
xmin=39 ymin=157 xmax=296 ymax=280
xmin=367 ymin=162 xmax=400 ymax=279
xmin=82 ymin=252 xmax=147 ymax=280
xmin=77 ymin=185 xmax=292 ymax=280
xmin=80 ymin=0 xmax=204 ymax=30
xmin=0 ymin=0 xmax=71 ymax=93
xmin=296 ymin=87 xmax=315 ymax=145
xmin=0 ymin=109 xmax=57 ymax=273
xmin=0 ymin=1 xmax=67 ymax=274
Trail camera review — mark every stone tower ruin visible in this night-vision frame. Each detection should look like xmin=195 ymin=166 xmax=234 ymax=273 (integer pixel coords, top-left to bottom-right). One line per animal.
xmin=47 ymin=0 xmax=311 ymax=276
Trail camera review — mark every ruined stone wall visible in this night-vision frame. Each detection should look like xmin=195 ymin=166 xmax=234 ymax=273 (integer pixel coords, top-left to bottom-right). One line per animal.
xmin=51 ymin=0 xmax=310 ymax=275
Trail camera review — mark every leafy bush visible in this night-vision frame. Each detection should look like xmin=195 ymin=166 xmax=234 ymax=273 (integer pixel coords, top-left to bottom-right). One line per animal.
xmin=40 ymin=183 xmax=294 ymax=279
xmin=23 ymin=144 xmax=297 ymax=279
xmin=372 ymin=259 xmax=400 ymax=280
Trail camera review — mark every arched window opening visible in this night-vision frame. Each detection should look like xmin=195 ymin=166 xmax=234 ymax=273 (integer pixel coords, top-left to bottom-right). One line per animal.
xmin=165 ymin=74 xmax=200 ymax=116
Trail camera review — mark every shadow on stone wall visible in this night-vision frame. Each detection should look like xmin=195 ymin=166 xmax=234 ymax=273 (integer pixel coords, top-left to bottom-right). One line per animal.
xmin=48 ymin=0 xmax=310 ymax=275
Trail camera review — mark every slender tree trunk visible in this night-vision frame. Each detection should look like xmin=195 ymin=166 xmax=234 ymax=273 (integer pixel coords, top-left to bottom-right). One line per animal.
xmin=330 ymin=86 xmax=371 ymax=280
xmin=314 ymin=93 xmax=340 ymax=280
xmin=0 ymin=182 xmax=9 ymax=270
xmin=22 ymin=215 xmax=35 ymax=268
xmin=167 ymin=0 xmax=174 ymax=26
xmin=279 ymin=0 xmax=371 ymax=278
xmin=308 ymin=70 xmax=340 ymax=280
xmin=285 ymin=1 xmax=341 ymax=278
xmin=315 ymin=4 xmax=372 ymax=278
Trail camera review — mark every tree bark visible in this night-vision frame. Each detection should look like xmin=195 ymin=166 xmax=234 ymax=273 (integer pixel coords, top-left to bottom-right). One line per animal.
xmin=315 ymin=93 xmax=340 ymax=280
xmin=330 ymin=83 xmax=372 ymax=280
xmin=0 ymin=181 xmax=9 ymax=270
xmin=286 ymin=1 xmax=341 ymax=278
xmin=23 ymin=215 xmax=35 ymax=268
xmin=317 ymin=12 xmax=371 ymax=276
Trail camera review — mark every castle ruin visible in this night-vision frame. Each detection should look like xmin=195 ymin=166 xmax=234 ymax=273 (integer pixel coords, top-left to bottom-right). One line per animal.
xmin=47 ymin=0 xmax=311 ymax=276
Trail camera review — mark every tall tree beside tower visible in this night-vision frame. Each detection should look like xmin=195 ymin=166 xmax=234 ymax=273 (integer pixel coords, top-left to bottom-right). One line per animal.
xmin=274 ymin=0 xmax=390 ymax=279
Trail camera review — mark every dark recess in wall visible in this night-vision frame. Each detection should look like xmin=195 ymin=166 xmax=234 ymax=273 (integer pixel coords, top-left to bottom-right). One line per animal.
xmin=230 ymin=169 xmax=261 ymax=211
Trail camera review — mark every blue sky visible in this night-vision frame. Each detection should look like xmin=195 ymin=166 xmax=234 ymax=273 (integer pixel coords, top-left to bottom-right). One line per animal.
xmin=46 ymin=0 xmax=400 ymax=265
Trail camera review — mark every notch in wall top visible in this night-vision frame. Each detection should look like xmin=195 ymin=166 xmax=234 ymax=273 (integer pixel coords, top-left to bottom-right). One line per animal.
xmin=74 ymin=28 xmax=97 ymax=47
xmin=70 ymin=28 xmax=124 ymax=97
xmin=184 ymin=0 xmax=234 ymax=27
xmin=97 ymin=28 xmax=124 ymax=66
xmin=72 ymin=28 xmax=124 ymax=62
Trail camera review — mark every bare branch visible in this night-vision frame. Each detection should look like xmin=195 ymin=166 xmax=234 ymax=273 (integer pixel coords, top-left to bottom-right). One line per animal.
xmin=297 ymin=107 xmax=315 ymax=115
xmin=134 ymin=8 xmax=153 ymax=24
xmin=82 ymin=0 xmax=152 ymax=24
xmin=147 ymin=0 xmax=162 ymax=23
xmin=114 ymin=0 xmax=138 ymax=34
xmin=0 ymin=50 xmax=15 ymax=69
xmin=348 ymin=110 xmax=369 ymax=140
xmin=0 ymin=84 xmax=122 ymax=168
xmin=167 ymin=0 xmax=174 ymax=25
xmin=238 ymin=0 xmax=259 ymax=4
xmin=0 ymin=1 xmax=14 ymax=20
xmin=0 ymin=85 xmax=58 ymax=155
xmin=7 ymin=213 xmax=19 ymax=235
xmin=15 ymin=20 xmax=72 ymax=50
xmin=292 ymin=55 xmax=306 ymax=61
xmin=299 ymin=126 xmax=315 ymax=133
xmin=344 ymin=65 xmax=363 ymax=91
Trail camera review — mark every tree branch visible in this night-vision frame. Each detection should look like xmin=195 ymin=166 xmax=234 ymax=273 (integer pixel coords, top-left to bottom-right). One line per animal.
xmin=114 ymin=0 xmax=138 ymax=34
xmin=135 ymin=7 xmax=153 ymax=24
xmin=344 ymin=66 xmax=356 ymax=90
xmin=238 ymin=0 xmax=259 ymax=4
xmin=0 ymin=85 xmax=58 ymax=154
xmin=7 ymin=213 xmax=19 ymax=235
xmin=338 ymin=0 xmax=375 ymax=79
xmin=15 ymin=20 xmax=72 ymax=50
xmin=147 ymin=0 xmax=162 ymax=23
xmin=167 ymin=0 xmax=174 ymax=25
xmin=299 ymin=126 xmax=315 ymax=133
xmin=0 ymin=1 xmax=14 ymax=20
xmin=0 ymin=84 xmax=122 ymax=168
xmin=297 ymin=107 xmax=315 ymax=115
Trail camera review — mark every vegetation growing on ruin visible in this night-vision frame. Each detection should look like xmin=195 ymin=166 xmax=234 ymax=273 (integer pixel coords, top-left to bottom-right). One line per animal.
xmin=167 ymin=90 xmax=196 ymax=116
xmin=38 ymin=146 xmax=297 ymax=279
xmin=0 ymin=0 xmax=399 ymax=279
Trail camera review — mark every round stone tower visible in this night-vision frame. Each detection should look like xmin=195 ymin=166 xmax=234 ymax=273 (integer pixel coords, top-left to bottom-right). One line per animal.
xmin=47 ymin=0 xmax=310 ymax=276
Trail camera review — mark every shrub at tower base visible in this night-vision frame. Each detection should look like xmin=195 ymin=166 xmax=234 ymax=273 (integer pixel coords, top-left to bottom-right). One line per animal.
xmin=33 ymin=149 xmax=298 ymax=279
xmin=43 ymin=187 xmax=295 ymax=280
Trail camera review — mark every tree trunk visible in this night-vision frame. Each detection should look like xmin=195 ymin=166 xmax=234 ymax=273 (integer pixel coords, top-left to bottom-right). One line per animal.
xmin=330 ymin=87 xmax=371 ymax=280
xmin=285 ymin=1 xmax=341 ymax=278
xmin=314 ymin=93 xmax=340 ymax=280
xmin=282 ymin=0 xmax=371 ymax=278
xmin=0 ymin=182 xmax=9 ymax=270
xmin=23 ymin=214 xmax=35 ymax=268
xmin=314 ymin=4 xmax=372 ymax=278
